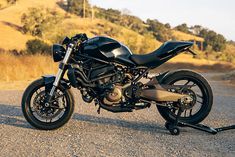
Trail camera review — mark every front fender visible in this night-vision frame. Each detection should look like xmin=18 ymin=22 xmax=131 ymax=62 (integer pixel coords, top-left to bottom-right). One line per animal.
xmin=42 ymin=75 xmax=71 ymax=93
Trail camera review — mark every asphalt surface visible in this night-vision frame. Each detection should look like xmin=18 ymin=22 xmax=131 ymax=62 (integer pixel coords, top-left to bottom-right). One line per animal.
xmin=0 ymin=73 xmax=234 ymax=157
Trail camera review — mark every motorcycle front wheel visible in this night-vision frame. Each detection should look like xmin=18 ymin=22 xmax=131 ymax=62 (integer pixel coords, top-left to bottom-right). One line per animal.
xmin=21 ymin=78 xmax=74 ymax=130
xmin=157 ymin=70 xmax=213 ymax=124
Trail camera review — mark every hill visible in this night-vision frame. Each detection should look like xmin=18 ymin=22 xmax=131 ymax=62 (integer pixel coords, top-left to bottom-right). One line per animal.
xmin=0 ymin=0 xmax=234 ymax=84
xmin=0 ymin=0 xmax=202 ymax=53
xmin=0 ymin=0 xmax=65 ymax=50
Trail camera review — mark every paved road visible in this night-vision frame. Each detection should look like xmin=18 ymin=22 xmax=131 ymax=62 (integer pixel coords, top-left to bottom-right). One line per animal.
xmin=0 ymin=73 xmax=234 ymax=157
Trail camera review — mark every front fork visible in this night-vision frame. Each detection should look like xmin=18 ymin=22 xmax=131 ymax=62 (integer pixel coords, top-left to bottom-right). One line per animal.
xmin=46 ymin=44 xmax=74 ymax=104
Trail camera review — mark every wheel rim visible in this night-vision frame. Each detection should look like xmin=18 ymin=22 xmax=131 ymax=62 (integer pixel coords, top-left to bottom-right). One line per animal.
xmin=28 ymin=85 xmax=70 ymax=124
xmin=166 ymin=76 xmax=209 ymax=121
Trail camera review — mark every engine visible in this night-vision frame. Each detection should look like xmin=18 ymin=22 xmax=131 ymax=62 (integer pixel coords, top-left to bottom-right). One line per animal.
xmin=69 ymin=59 xmax=133 ymax=104
xmin=103 ymin=85 xmax=123 ymax=105
xmin=91 ymin=66 xmax=128 ymax=105
xmin=89 ymin=64 xmax=133 ymax=105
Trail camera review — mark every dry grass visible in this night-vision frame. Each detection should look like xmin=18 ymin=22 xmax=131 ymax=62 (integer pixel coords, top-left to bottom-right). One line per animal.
xmin=170 ymin=54 xmax=226 ymax=66
xmin=0 ymin=0 xmax=64 ymax=50
xmin=0 ymin=53 xmax=57 ymax=82
xmin=0 ymin=0 xmax=7 ymax=8
xmin=172 ymin=30 xmax=204 ymax=42
xmin=222 ymin=44 xmax=235 ymax=63
xmin=0 ymin=0 xmax=161 ymax=52
xmin=151 ymin=53 xmax=235 ymax=73
xmin=0 ymin=52 xmax=234 ymax=90
xmin=0 ymin=0 xmax=234 ymax=90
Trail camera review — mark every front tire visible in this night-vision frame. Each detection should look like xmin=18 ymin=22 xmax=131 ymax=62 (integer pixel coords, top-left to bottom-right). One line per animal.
xmin=21 ymin=78 xmax=74 ymax=130
xmin=157 ymin=70 xmax=213 ymax=124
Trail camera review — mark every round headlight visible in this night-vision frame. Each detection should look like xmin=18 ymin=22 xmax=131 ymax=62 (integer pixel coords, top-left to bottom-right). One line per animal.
xmin=52 ymin=44 xmax=66 ymax=62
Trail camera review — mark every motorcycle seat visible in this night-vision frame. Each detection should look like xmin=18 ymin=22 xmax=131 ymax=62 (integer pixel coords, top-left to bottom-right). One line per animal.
xmin=130 ymin=41 xmax=193 ymax=67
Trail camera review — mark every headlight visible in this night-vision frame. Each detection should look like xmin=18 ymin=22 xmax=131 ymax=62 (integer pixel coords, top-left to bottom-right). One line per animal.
xmin=52 ymin=44 xmax=66 ymax=62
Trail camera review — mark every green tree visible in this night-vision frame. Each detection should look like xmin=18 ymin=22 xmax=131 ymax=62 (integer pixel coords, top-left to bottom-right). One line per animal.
xmin=21 ymin=7 xmax=62 ymax=37
xmin=146 ymin=19 xmax=172 ymax=42
xmin=26 ymin=39 xmax=51 ymax=55
xmin=175 ymin=23 xmax=191 ymax=34
xmin=120 ymin=15 xmax=147 ymax=34
xmin=190 ymin=25 xmax=203 ymax=36
xmin=67 ymin=0 xmax=91 ymax=17
xmin=95 ymin=6 xmax=148 ymax=35
xmin=164 ymin=23 xmax=171 ymax=29
xmin=199 ymin=29 xmax=226 ymax=52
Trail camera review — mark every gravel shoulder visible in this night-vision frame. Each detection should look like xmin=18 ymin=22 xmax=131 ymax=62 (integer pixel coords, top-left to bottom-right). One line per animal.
xmin=0 ymin=73 xmax=234 ymax=157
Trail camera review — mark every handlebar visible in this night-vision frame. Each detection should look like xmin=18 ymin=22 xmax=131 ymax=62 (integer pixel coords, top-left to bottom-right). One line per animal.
xmin=71 ymin=33 xmax=88 ymax=43
xmin=62 ymin=33 xmax=88 ymax=46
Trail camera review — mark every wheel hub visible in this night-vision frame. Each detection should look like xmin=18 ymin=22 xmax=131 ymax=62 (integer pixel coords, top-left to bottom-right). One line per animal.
xmin=181 ymin=88 xmax=197 ymax=109
xmin=33 ymin=91 xmax=61 ymax=119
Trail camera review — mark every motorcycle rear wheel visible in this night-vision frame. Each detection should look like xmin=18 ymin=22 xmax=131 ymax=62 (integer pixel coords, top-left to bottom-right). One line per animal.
xmin=157 ymin=70 xmax=213 ymax=124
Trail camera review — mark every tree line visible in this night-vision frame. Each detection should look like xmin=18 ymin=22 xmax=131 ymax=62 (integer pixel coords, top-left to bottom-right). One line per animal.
xmin=20 ymin=0 xmax=228 ymax=55
xmin=175 ymin=24 xmax=227 ymax=51
xmin=65 ymin=0 xmax=227 ymax=52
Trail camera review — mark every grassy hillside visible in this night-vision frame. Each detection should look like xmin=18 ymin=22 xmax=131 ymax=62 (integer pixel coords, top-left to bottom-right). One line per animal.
xmin=0 ymin=0 xmax=65 ymax=50
xmin=0 ymin=0 xmax=203 ymax=53
xmin=0 ymin=0 xmax=234 ymax=86
xmin=172 ymin=30 xmax=204 ymax=42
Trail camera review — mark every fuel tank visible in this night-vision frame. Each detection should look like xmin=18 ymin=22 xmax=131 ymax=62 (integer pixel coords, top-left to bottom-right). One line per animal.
xmin=83 ymin=36 xmax=135 ymax=66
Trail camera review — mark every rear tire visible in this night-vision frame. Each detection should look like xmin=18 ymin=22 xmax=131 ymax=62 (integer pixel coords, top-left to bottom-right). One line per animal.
xmin=21 ymin=79 xmax=74 ymax=130
xmin=157 ymin=70 xmax=213 ymax=124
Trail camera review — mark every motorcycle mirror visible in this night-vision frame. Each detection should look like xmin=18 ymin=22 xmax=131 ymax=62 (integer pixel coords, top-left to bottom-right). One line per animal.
xmin=62 ymin=36 xmax=71 ymax=45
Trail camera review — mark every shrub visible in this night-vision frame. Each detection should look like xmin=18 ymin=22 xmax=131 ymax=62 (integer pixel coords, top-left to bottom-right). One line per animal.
xmin=26 ymin=39 xmax=51 ymax=55
xmin=67 ymin=0 xmax=91 ymax=17
xmin=146 ymin=19 xmax=173 ymax=42
xmin=175 ymin=23 xmax=191 ymax=34
xmin=21 ymin=7 xmax=62 ymax=37
xmin=6 ymin=0 xmax=17 ymax=5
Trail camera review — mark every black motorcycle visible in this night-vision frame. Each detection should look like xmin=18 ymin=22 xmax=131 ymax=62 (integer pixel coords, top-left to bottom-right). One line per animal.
xmin=21 ymin=34 xmax=213 ymax=135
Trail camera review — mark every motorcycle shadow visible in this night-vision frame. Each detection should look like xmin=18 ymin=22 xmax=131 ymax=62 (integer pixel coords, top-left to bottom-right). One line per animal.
xmin=73 ymin=113 xmax=167 ymax=134
xmin=0 ymin=103 xmax=167 ymax=134
xmin=0 ymin=103 xmax=32 ymax=129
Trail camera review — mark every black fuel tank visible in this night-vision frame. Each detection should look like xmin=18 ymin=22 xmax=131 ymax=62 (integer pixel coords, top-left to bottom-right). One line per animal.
xmin=83 ymin=36 xmax=135 ymax=66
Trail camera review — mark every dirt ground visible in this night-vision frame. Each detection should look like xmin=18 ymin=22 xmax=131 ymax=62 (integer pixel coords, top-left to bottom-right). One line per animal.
xmin=0 ymin=73 xmax=234 ymax=157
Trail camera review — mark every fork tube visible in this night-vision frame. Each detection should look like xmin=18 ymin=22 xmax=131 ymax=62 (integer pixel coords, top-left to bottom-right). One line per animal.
xmin=49 ymin=44 xmax=74 ymax=98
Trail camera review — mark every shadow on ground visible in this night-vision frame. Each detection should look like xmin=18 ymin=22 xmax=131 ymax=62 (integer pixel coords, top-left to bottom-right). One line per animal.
xmin=0 ymin=103 xmax=165 ymax=133
xmin=0 ymin=104 xmax=31 ymax=129
xmin=73 ymin=113 xmax=166 ymax=133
